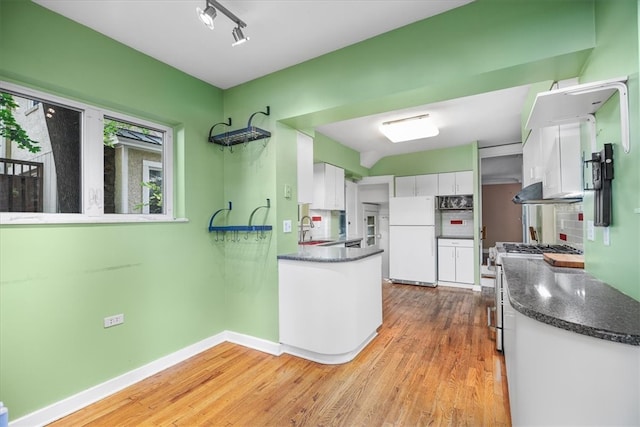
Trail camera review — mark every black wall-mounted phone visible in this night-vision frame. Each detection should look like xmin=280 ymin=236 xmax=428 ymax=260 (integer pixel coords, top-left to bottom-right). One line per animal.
xmin=585 ymin=144 xmax=614 ymax=226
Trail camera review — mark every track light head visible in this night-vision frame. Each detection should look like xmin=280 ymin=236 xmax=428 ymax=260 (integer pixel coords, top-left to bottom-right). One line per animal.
xmin=197 ymin=3 xmax=217 ymax=30
xmin=231 ymin=26 xmax=249 ymax=46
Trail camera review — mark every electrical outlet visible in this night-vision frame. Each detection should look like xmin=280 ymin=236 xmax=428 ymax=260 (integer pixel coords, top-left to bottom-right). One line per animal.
xmin=283 ymin=220 xmax=292 ymax=233
xmin=603 ymin=227 xmax=610 ymax=246
xmin=104 ymin=313 xmax=124 ymax=328
xmin=587 ymin=220 xmax=595 ymax=241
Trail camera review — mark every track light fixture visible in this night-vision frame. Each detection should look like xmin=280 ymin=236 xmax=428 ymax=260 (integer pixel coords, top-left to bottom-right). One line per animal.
xmin=196 ymin=0 xmax=249 ymax=46
xmin=231 ymin=26 xmax=249 ymax=46
xmin=196 ymin=3 xmax=217 ymax=30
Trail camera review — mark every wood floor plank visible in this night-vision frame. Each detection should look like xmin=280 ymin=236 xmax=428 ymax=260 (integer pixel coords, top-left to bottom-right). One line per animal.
xmin=48 ymin=283 xmax=511 ymax=426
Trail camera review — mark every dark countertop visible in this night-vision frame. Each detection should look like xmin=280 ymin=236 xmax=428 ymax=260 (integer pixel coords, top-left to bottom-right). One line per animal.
xmin=438 ymin=235 xmax=474 ymax=240
xmin=502 ymin=257 xmax=640 ymax=346
xmin=278 ymin=245 xmax=383 ymax=263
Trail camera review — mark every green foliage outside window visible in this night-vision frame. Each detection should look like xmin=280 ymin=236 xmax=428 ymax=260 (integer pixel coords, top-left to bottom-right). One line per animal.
xmin=0 ymin=92 xmax=41 ymax=153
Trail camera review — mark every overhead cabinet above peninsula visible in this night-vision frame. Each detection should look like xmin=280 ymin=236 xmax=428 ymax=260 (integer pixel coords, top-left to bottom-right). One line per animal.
xmin=522 ymin=124 xmax=582 ymax=198
xmin=311 ymin=163 xmax=345 ymax=210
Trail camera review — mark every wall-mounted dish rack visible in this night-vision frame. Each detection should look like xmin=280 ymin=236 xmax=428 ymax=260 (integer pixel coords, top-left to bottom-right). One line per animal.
xmin=208 ymin=106 xmax=271 ymax=150
xmin=208 ymin=199 xmax=272 ymax=241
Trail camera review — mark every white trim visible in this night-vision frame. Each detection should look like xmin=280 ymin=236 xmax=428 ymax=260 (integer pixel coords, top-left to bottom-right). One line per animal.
xmin=120 ymin=145 xmax=129 ymax=214
xmin=0 ymin=80 xmax=175 ymax=224
xmin=280 ymin=331 xmax=377 ymax=365
xmin=114 ymin=138 xmax=163 ymax=153
xmin=142 ymin=160 xmax=162 ymax=214
xmin=0 ymin=213 xmax=189 ymax=225
xmin=478 ymin=143 xmax=523 ymax=159
xmin=9 ymin=331 xmax=281 ymax=427
xmin=437 ymin=281 xmax=481 ymax=292
xmin=225 ymin=331 xmax=283 ymax=356
xmin=358 ymin=175 xmax=394 ymax=198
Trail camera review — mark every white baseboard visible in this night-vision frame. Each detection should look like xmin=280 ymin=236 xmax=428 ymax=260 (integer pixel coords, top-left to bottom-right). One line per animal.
xmin=225 ymin=331 xmax=283 ymax=356
xmin=437 ymin=281 xmax=480 ymax=292
xmin=281 ymin=331 xmax=377 ymax=365
xmin=10 ymin=331 xmax=278 ymax=427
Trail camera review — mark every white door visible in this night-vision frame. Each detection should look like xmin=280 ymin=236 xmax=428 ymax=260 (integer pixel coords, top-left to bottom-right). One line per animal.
xmin=415 ymin=174 xmax=438 ymax=196
xmin=363 ymin=204 xmax=380 ymax=247
xmin=389 ymin=197 xmax=434 ymax=225
xmin=456 ymin=246 xmax=475 ymax=284
xmin=394 ymin=176 xmax=415 ymax=197
xmin=438 ymin=245 xmax=457 ymax=282
xmin=345 ymin=180 xmax=358 ymax=236
xmin=389 ymin=226 xmax=435 ymax=283
xmin=455 ymin=171 xmax=474 ymax=195
xmin=378 ymin=208 xmax=390 ymax=278
xmin=438 ymin=172 xmax=456 ymax=195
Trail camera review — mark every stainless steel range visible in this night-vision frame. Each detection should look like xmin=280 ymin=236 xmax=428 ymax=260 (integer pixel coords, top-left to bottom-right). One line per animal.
xmin=487 ymin=242 xmax=582 ymax=351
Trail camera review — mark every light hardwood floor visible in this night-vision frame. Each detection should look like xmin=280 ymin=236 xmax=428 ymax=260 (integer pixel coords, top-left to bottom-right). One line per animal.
xmin=49 ymin=283 xmax=511 ymax=426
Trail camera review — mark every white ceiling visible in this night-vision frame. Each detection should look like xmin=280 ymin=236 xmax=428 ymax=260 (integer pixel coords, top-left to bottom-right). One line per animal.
xmin=35 ymin=0 xmax=473 ymax=90
xmin=35 ymin=0 xmax=526 ymax=174
xmin=317 ymin=85 xmax=530 ymax=168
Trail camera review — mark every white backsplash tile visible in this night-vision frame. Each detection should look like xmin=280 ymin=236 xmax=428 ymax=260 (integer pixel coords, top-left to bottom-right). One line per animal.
xmin=555 ymin=203 xmax=584 ymax=250
xmin=440 ymin=210 xmax=474 ymax=237
xmin=308 ymin=209 xmax=332 ymax=239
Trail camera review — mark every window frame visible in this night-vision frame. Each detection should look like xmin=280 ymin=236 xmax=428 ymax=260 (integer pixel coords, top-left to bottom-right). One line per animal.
xmin=0 ymin=81 xmax=177 ymax=224
xmin=142 ymin=160 xmax=163 ymax=215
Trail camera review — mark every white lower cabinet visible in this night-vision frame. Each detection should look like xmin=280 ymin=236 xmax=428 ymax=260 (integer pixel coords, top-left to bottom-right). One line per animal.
xmin=503 ymin=277 xmax=640 ymax=426
xmin=437 ymin=239 xmax=474 ymax=284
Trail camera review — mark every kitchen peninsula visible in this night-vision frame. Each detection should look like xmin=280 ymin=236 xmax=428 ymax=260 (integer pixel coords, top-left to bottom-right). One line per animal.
xmin=501 ymin=257 xmax=640 ymax=426
xmin=278 ymin=246 xmax=383 ymax=364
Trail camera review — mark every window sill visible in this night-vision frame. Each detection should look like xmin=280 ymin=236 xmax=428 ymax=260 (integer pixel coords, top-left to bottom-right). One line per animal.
xmin=0 ymin=213 xmax=189 ymax=226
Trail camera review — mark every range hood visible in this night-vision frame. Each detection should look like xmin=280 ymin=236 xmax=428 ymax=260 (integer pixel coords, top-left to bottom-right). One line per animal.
xmin=512 ymin=182 xmax=582 ymax=205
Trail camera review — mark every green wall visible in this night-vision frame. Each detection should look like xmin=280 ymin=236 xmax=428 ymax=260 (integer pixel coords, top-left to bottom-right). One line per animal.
xmin=578 ymin=0 xmax=640 ymax=299
xmin=369 ymin=144 xmax=476 ymax=176
xmin=314 ymin=132 xmax=369 ymax=179
xmin=0 ymin=0 xmax=617 ymax=421
xmin=220 ymin=0 xmax=597 ymax=348
xmin=0 ymin=0 xmax=227 ymax=419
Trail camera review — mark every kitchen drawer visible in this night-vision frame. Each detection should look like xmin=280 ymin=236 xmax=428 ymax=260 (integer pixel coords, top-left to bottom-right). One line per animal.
xmin=438 ymin=238 xmax=473 ymax=247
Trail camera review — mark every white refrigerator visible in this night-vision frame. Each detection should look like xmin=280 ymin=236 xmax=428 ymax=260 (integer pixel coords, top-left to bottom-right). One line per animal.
xmin=389 ymin=196 xmax=437 ymax=286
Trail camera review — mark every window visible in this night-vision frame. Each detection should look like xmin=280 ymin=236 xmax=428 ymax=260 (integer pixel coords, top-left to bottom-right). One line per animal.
xmin=0 ymin=82 xmax=173 ymax=223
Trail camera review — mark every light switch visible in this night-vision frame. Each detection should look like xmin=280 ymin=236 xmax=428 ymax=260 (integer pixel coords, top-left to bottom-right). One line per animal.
xmin=603 ymin=226 xmax=610 ymax=246
xmin=283 ymin=220 xmax=292 ymax=233
xmin=284 ymin=184 xmax=292 ymax=199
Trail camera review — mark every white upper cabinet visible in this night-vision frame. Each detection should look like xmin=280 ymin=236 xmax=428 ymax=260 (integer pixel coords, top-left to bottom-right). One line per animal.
xmin=296 ymin=132 xmax=314 ymax=204
xmin=522 ymin=128 xmax=542 ymax=187
xmin=437 ymin=171 xmax=473 ymax=195
xmin=542 ymin=123 xmax=582 ymax=198
xmin=395 ymin=174 xmax=438 ymax=197
xmin=523 ymin=124 xmax=582 ymax=197
xmin=415 ymin=174 xmax=439 ymax=196
xmin=311 ymin=163 xmax=345 ymax=210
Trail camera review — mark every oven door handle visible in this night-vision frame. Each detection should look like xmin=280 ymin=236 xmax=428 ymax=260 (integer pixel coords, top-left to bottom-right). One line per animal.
xmin=487 ymin=306 xmax=497 ymax=331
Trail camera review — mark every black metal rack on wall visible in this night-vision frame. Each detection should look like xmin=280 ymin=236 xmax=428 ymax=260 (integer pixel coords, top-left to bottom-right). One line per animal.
xmin=207 ymin=106 xmax=271 ymax=152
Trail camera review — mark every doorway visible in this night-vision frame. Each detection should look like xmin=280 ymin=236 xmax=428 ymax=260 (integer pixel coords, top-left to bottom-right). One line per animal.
xmin=479 ymin=145 xmax=523 ymax=266
xmin=357 ymin=176 xmax=393 ymax=279
xmin=363 ymin=203 xmax=380 ymax=247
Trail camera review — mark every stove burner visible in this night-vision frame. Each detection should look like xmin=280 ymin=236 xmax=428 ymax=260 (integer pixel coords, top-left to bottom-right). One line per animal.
xmin=502 ymin=243 xmax=582 ymax=255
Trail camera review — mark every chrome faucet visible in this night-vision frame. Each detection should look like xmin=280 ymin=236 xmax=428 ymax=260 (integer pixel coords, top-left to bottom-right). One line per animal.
xmin=299 ymin=215 xmax=314 ymax=242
